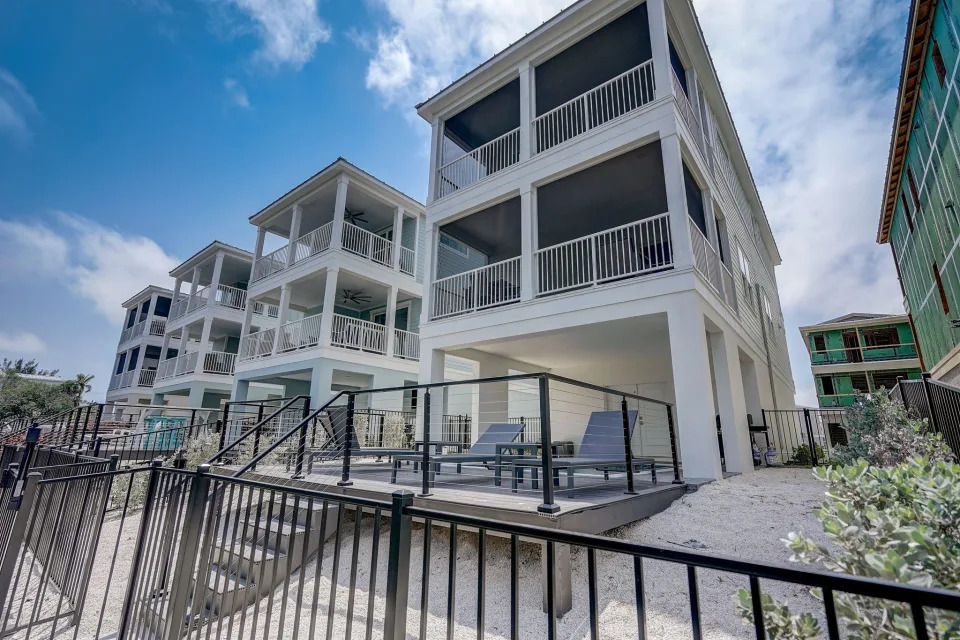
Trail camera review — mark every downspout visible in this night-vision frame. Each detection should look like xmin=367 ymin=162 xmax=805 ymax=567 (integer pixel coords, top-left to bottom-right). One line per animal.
xmin=889 ymin=243 xmax=928 ymax=371
xmin=755 ymin=283 xmax=779 ymax=410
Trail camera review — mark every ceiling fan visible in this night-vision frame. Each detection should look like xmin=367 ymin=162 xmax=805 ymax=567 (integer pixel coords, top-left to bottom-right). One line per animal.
xmin=343 ymin=207 xmax=368 ymax=226
xmin=339 ymin=288 xmax=371 ymax=306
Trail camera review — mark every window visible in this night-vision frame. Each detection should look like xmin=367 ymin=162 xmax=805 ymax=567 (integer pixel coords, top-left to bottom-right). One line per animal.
xmin=820 ymin=376 xmax=835 ymax=396
xmin=907 ymin=167 xmax=922 ymax=211
xmin=761 ymin=291 xmax=772 ymax=320
xmin=813 ymin=335 xmax=826 ymax=352
xmin=850 ymin=374 xmax=870 ymax=394
xmin=438 ymin=233 xmax=469 ymax=257
xmin=737 ymin=243 xmax=753 ymax=303
xmin=861 ymin=327 xmax=899 ymax=347
xmin=933 ymin=40 xmax=947 ymax=87
xmin=934 ymin=262 xmax=951 ymax=313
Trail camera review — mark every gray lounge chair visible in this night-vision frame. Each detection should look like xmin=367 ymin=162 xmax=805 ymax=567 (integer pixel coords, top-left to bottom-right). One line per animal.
xmin=511 ymin=410 xmax=656 ymax=497
xmin=390 ymin=422 xmax=526 ymax=485
xmin=304 ymin=409 xmax=429 ymax=473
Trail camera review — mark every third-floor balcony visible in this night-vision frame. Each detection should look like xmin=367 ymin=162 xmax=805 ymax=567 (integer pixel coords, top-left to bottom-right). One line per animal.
xmin=170 ymin=284 xmax=252 ymax=321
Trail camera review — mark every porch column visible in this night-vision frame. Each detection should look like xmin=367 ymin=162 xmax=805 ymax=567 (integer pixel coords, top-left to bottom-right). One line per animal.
xmin=385 ymin=285 xmax=399 ymax=357
xmin=331 ymin=176 xmax=349 ymax=251
xmin=287 ymin=204 xmax=302 ymax=268
xmin=421 ymin=223 xmax=439 ymax=324
xmin=198 ymin=317 xmax=213 ymax=373
xmin=160 ymin=333 xmax=172 ymax=361
xmin=133 ymin=342 xmax=146 ymax=375
xmin=661 ymin=133 xmax=695 ymax=271
xmin=392 ymin=207 xmax=405 ymax=271
xmin=418 ymin=347 xmax=446 ymax=440
xmin=667 ymin=293 xmax=723 ymax=480
xmin=251 ymin=226 xmax=266 ymax=280
xmin=144 ymin=293 xmax=158 ymax=331
xmin=520 ymin=187 xmax=536 ymax=300
xmin=272 ymin=284 xmax=292 ymax=354
xmin=646 ymin=0 xmax=673 ymax=102
xmin=189 ymin=266 xmax=201 ymax=297
xmin=708 ymin=329 xmax=753 ymax=473
xmin=427 ymin=116 xmax=442 ymax=203
xmin=239 ymin=296 xmax=255 ymax=343
xmin=178 ymin=325 xmax=190 ymax=354
xmin=172 ymin=278 xmax=183 ymax=304
xmin=519 ymin=61 xmax=535 ymax=161
xmin=209 ymin=251 xmax=225 ymax=302
xmin=319 ymin=268 xmax=340 ymax=347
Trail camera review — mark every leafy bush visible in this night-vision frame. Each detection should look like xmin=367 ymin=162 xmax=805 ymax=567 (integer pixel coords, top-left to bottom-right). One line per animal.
xmin=790 ymin=444 xmax=826 ymax=466
xmin=736 ymin=457 xmax=960 ymax=639
xmin=833 ymin=393 xmax=954 ymax=467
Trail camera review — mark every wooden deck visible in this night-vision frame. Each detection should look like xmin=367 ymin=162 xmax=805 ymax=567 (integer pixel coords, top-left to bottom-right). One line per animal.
xmin=221 ymin=458 xmax=688 ymax=534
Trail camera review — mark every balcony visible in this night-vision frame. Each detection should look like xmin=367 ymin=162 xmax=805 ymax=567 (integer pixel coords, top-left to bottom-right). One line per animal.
xmin=437 ymin=128 xmax=520 ymax=199
xmin=431 ymin=258 xmax=522 ymax=319
xmin=108 ymin=367 xmax=157 ymax=391
xmin=170 ymin=284 xmax=250 ymax=321
xmin=118 ymin=320 xmax=146 ymax=345
xmin=156 ymin=350 xmax=237 ymax=382
xmin=149 ymin=319 xmax=166 ymax=336
xmin=811 ymin=344 xmax=919 ymax=366
xmin=689 ymin=219 xmax=737 ymax=312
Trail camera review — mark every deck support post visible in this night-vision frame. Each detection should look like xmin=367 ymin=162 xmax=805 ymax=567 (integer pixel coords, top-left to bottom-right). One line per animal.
xmin=420 ymin=390 xmax=432 ymax=497
xmin=537 ymin=375 xmax=559 ymax=514
xmin=338 ymin=394 xmax=354 ymax=486
xmin=540 ymin=539 xmax=572 ymax=617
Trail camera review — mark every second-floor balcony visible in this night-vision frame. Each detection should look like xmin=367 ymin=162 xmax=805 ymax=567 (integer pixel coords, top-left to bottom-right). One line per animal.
xmin=156 ymin=350 xmax=238 ymax=382
xmin=811 ymin=343 xmax=919 ymax=366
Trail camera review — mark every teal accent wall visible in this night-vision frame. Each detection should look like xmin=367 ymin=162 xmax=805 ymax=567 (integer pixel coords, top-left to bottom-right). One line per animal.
xmin=806 ymin=321 xmax=917 ymax=365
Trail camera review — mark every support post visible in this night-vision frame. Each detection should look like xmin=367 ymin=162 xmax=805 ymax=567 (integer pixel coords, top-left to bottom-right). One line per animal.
xmin=537 ymin=376 xmax=559 ymax=514
xmin=383 ymin=490 xmax=414 ymax=640
xmin=218 ymin=403 xmax=230 ymax=452
xmin=666 ymin=405 xmax=683 ymax=483
xmin=117 ymin=460 xmax=163 ymax=639
xmin=338 ymin=394 xmax=355 ymax=486
xmin=251 ymin=405 xmax=265 ymax=471
xmin=420 ymin=390 xmax=432 ymax=497
xmin=293 ymin=397 xmax=312 ymax=479
xmin=621 ymin=397 xmax=637 ymax=494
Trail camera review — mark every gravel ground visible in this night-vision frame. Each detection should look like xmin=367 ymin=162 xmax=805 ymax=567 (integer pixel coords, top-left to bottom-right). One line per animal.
xmin=6 ymin=467 xmax=829 ymax=639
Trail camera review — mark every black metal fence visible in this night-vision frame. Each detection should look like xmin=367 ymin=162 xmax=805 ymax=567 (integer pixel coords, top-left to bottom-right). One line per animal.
xmin=2 ymin=463 xmax=959 ymax=640
xmin=892 ymin=373 xmax=960 ymax=459
xmin=762 ymin=408 xmax=848 ymax=466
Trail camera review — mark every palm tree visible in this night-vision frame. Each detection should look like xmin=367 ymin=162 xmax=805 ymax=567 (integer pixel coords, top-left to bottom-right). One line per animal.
xmin=65 ymin=373 xmax=95 ymax=406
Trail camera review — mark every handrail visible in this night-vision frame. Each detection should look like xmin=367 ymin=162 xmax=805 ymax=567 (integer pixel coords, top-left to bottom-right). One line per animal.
xmin=204 ymin=395 xmax=309 ymax=465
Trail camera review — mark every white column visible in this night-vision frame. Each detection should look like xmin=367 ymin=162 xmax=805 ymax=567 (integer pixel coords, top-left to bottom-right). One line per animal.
xmin=418 ymin=347 xmax=446 ymax=440
xmin=172 ymin=279 xmax=183 ymax=307
xmin=318 ymin=268 xmax=340 ymax=347
xmin=646 ymin=0 xmax=673 ymax=102
xmin=661 ymin=133 xmax=694 ymax=271
xmin=254 ymin=227 xmax=266 ymax=259
xmin=392 ymin=207 xmax=404 ymax=270
xmin=331 ymin=176 xmax=349 ymax=251
xmin=272 ymin=284 xmax=292 ymax=355
xmin=385 ymin=286 xmax=399 ymax=357
xmin=178 ymin=325 xmax=190 ymax=354
xmin=286 ymin=205 xmax=302 ymax=268
xmin=160 ymin=334 xmax=172 ymax=361
xmin=189 ymin=266 xmax=201 ymax=297
xmin=239 ymin=296 xmax=256 ymax=351
xmin=199 ymin=317 xmax=213 ymax=372
xmin=520 ymin=187 xmax=536 ymax=300
xmin=709 ymin=329 xmax=753 ymax=473
xmin=421 ymin=223 xmax=439 ymax=324
xmin=144 ymin=293 xmax=158 ymax=330
xmin=667 ymin=293 xmax=723 ymax=480
xmin=209 ymin=251 xmax=225 ymax=301
xmin=519 ymin=61 xmax=535 ymax=161
xmin=427 ymin=117 xmax=442 ymax=203
xmin=133 ymin=343 xmax=146 ymax=374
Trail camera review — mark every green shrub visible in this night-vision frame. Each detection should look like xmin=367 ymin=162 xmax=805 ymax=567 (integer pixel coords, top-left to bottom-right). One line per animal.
xmin=736 ymin=457 xmax=960 ymax=639
xmin=790 ymin=444 xmax=826 ymax=466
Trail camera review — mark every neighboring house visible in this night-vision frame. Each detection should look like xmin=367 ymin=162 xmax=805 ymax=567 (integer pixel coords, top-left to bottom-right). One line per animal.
xmin=231 ymin=158 xmax=430 ymax=404
xmin=413 ymin=0 xmax=795 ymax=480
xmin=878 ymin=0 xmax=960 ymax=383
xmin=799 ymin=313 xmax=922 ymax=407
xmin=152 ymin=241 xmax=283 ymax=411
xmin=106 ymin=285 xmax=173 ymax=406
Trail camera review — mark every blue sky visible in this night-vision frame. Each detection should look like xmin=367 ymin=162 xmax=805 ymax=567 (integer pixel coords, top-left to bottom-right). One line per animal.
xmin=0 ymin=0 xmax=909 ymax=405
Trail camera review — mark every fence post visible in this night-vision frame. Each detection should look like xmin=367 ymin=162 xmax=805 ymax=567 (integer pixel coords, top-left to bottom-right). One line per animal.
xmin=162 ymin=465 xmax=211 ymax=640
xmin=69 ymin=408 xmax=82 ymax=445
xmin=621 ymin=397 xmax=637 ymax=495
xmin=293 ymin=397 xmax=312 ymax=479
xmin=802 ymin=408 xmax=819 ymax=467
xmin=921 ymin=372 xmax=940 ymax=434
xmin=383 ymin=490 xmax=414 ymax=640
xmin=420 ymin=390 xmax=432 ymax=497
xmin=117 ymin=460 xmax=163 ymax=640
xmin=218 ymin=402 xmax=230 ymax=452
xmin=92 ymin=437 xmax=102 ymax=459
xmin=537 ymin=376 xmax=559 ymax=514
xmin=898 ymin=377 xmax=910 ymax=412
xmin=665 ymin=405 xmax=683 ymax=484
xmin=338 ymin=394 xmax=355 ymax=486
xmin=0 ymin=472 xmax=40 ymax=610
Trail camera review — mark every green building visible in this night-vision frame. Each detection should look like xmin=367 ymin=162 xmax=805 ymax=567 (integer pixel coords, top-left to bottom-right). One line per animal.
xmin=879 ymin=0 xmax=960 ymax=383
xmin=799 ymin=313 xmax=922 ymax=407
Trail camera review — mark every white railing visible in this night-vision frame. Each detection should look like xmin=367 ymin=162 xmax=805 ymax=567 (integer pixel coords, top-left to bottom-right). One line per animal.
xmin=149 ymin=318 xmax=166 ymax=336
xmin=672 ymin=69 xmax=710 ymax=165
xmin=252 ymin=301 xmax=280 ymax=318
xmin=341 ymin=224 xmax=393 ymax=267
xmin=252 ymin=245 xmax=289 ymax=282
xmin=215 ymin=284 xmax=246 ymax=310
xmin=174 ymin=351 xmax=199 ymax=376
xmin=239 ymin=327 xmax=278 ymax=361
xmin=108 ymin=373 xmax=122 ymax=391
xmin=137 ymin=368 xmax=156 ymax=387
xmin=170 ymin=297 xmax=188 ymax=320
xmin=276 ymin=313 xmax=323 ymax=353
xmin=437 ymin=127 xmax=520 ymax=198
xmin=399 ymin=246 xmax=416 ymax=276
xmin=187 ymin=288 xmax=208 ymax=314
xmin=431 ymin=257 xmax=522 ymax=319
xmin=156 ymin=358 xmax=177 ymax=381
xmin=533 ymin=59 xmax=656 ymax=154
xmin=118 ymin=369 xmax=135 ymax=389
xmin=203 ymin=351 xmax=237 ymax=375
xmin=689 ymin=218 xmax=737 ymax=311
xmin=535 ymin=213 xmax=673 ymax=295
xmin=293 ymin=222 xmax=333 ymax=264
xmin=331 ymin=314 xmax=387 ymax=355
xmin=119 ymin=320 xmax=146 ymax=344
xmin=393 ymin=328 xmax=420 ymax=361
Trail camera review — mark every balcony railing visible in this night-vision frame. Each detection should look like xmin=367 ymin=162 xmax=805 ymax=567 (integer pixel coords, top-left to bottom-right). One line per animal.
xmin=276 ymin=313 xmax=323 ymax=353
xmin=202 ymin=351 xmax=237 ymax=375
xmin=431 ymin=257 xmax=522 ymax=319
xmin=214 ymin=284 xmax=246 ymax=311
xmin=689 ymin=219 xmax=737 ymax=312
xmin=156 ymin=357 xmax=176 ymax=381
xmin=811 ymin=344 xmax=919 ymax=365
xmin=108 ymin=373 xmax=121 ymax=391
xmin=399 ymin=246 xmax=416 ymax=276
xmin=293 ymin=222 xmax=333 ymax=264
xmin=252 ymin=301 xmax=280 ymax=318
xmin=239 ymin=328 xmax=277 ymax=361
xmin=119 ymin=369 xmax=135 ymax=389
xmin=252 ymin=245 xmax=289 ymax=282
xmin=149 ymin=318 xmax=166 ymax=336
xmin=437 ymin=127 xmax=520 ymax=198
xmin=157 ymin=352 xmax=202 ymax=381
xmin=331 ymin=314 xmax=387 ymax=354
xmin=533 ymin=59 xmax=656 ymax=154
xmin=535 ymin=213 xmax=673 ymax=296
xmin=119 ymin=320 xmax=146 ymax=344
xmin=187 ymin=288 xmax=208 ymax=314
xmin=137 ymin=368 xmax=156 ymax=387
xmin=394 ymin=328 xmax=420 ymax=361
xmin=342 ymin=223 xmax=393 ymax=267
xmin=672 ymin=69 xmax=711 ymax=167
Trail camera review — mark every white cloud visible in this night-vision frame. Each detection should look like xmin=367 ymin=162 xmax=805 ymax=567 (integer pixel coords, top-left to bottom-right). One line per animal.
xmin=0 ymin=331 xmax=46 ymax=355
xmin=0 ymin=213 xmax=179 ymax=324
xmin=224 ymin=78 xmax=251 ymax=108
xmin=0 ymin=68 xmax=40 ymax=141
xmin=210 ymin=0 xmax=331 ymax=69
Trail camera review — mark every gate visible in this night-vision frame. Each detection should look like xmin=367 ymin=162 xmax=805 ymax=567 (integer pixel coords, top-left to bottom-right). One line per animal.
xmin=763 ymin=408 xmax=848 ymax=466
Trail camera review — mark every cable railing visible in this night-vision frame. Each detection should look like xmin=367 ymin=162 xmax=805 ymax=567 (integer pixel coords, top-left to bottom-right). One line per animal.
xmin=251 ymin=244 xmax=289 ymax=282
xmin=437 ymin=127 xmax=520 ymax=198
xmin=293 ymin=221 xmax=333 ymax=264
xmin=431 ymin=257 xmax=522 ymax=319
xmin=533 ymin=58 xmax=656 ymax=154
xmin=341 ymin=223 xmax=394 ymax=267
xmin=276 ymin=313 xmax=323 ymax=353
xmin=213 ymin=284 xmax=246 ymax=310
xmin=331 ymin=314 xmax=387 ymax=354
xmin=393 ymin=328 xmax=420 ymax=360
xmin=535 ymin=214 xmax=673 ymax=295
xmin=399 ymin=245 xmax=416 ymax=276
xmin=202 ymin=351 xmax=236 ymax=375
